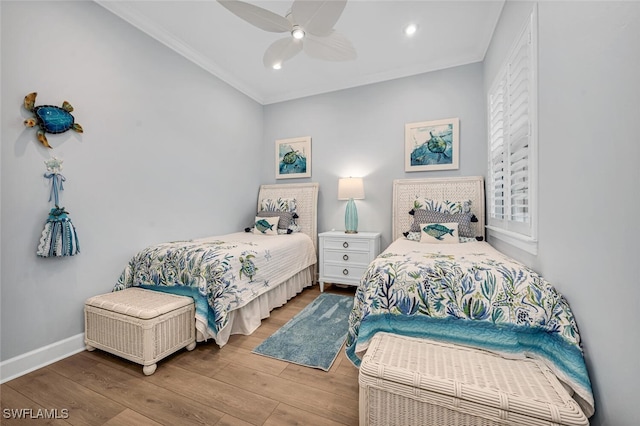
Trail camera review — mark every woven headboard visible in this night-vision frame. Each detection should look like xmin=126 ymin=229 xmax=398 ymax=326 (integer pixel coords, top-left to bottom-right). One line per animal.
xmin=257 ymin=182 xmax=319 ymax=254
xmin=392 ymin=177 xmax=485 ymax=242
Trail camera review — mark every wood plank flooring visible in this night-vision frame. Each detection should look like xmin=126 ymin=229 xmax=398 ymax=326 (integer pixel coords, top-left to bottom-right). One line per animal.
xmin=1 ymin=285 xmax=360 ymax=425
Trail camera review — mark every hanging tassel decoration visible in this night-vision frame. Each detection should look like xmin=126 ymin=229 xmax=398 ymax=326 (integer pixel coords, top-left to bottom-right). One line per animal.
xmin=37 ymin=206 xmax=80 ymax=257
xmin=37 ymin=157 xmax=80 ymax=257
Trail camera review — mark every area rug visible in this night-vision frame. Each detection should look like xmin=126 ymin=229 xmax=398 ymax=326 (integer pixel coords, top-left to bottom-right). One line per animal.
xmin=252 ymin=293 xmax=354 ymax=371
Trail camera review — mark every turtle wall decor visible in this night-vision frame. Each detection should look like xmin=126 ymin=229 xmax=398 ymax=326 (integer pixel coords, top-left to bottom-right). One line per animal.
xmin=23 ymin=92 xmax=83 ymax=149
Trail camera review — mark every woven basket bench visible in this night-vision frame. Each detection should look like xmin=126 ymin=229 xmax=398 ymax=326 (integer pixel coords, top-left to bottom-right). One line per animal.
xmin=84 ymin=287 xmax=196 ymax=375
xmin=359 ymin=332 xmax=588 ymax=426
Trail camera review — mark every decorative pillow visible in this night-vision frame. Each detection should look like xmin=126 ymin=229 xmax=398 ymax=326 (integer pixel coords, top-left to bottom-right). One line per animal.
xmin=252 ymin=216 xmax=279 ymax=235
xmin=257 ymin=211 xmax=294 ymax=230
xmin=404 ymin=232 xmax=478 ymax=243
xmin=403 ymin=231 xmax=421 ymax=242
xmin=460 ymin=236 xmax=478 ymax=243
xmin=260 ymin=197 xmax=297 ymax=213
xmin=412 ymin=197 xmax=471 ymax=214
xmin=420 ymin=222 xmax=459 ymax=244
xmin=285 ymin=222 xmax=302 ymax=233
xmin=409 ymin=209 xmax=475 ymax=238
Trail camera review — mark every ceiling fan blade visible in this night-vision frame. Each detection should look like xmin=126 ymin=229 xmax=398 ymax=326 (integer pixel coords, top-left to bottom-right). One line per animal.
xmin=291 ymin=0 xmax=347 ymax=37
xmin=303 ymin=31 xmax=356 ymax=61
xmin=218 ymin=0 xmax=290 ymax=33
xmin=263 ymin=37 xmax=303 ymax=68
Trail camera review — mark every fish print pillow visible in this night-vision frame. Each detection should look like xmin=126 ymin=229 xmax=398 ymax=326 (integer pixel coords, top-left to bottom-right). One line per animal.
xmin=253 ymin=216 xmax=279 ymax=235
xmin=420 ymin=222 xmax=459 ymax=244
xmin=410 ymin=209 xmax=476 ymax=237
xmin=256 ymin=211 xmax=296 ymax=230
xmin=404 ymin=231 xmax=476 ymax=243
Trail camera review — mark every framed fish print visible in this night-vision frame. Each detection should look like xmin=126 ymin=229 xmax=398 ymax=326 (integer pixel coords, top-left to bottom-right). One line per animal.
xmin=405 ymin=118 xmax=459 ymax=172
xmin=275 ymin=136 xmax=311 ymax=179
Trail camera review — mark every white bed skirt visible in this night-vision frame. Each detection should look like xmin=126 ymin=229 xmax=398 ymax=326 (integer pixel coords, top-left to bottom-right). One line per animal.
xmin=196 ymin=265 xmax=314 ymax=347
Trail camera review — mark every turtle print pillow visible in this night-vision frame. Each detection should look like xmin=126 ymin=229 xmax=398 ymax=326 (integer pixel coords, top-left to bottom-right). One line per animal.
xmin=420 ymin=222 xmax=460 ymax=244
xmin=253 ymin=216 xmax=279 ymax=235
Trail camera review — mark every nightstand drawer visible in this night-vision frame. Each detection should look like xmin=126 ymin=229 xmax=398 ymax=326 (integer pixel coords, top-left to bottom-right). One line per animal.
xmin=323 ymin=250 xmax=371 ymax=265
xmin=322 ymin=264 xmax=368 ymax=281
xmin=322 ymin=238 xmax=371 ymax=252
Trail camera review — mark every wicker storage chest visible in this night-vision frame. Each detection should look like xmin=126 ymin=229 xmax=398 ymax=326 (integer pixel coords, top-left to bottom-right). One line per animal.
xmin=359 ymin=332 xmax=588 ymax=426
xmin=84 ymin=287 xmax=196 ymax=375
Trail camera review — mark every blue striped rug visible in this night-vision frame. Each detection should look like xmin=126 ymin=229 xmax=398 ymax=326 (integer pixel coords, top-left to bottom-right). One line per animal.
xmin=252 ymin=293 xmax=354 ymax=371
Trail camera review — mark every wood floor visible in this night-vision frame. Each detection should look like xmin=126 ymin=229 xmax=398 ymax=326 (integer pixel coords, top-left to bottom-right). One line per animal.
xmin=0 ymin=285 xmax=360 ymax=426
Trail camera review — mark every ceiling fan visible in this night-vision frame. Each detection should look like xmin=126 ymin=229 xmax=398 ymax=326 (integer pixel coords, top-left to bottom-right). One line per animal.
xmin=217 ymin=0 xmax=356 ymax=69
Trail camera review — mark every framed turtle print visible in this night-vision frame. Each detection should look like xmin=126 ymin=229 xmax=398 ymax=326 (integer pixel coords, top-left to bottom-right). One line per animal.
xmin=275 ymin=136 xmax=311 ymax=179
xmin=405 ymin=118 xmax=459 ymax=172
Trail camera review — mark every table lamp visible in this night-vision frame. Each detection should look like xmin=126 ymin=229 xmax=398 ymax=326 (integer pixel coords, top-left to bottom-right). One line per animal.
xmin=338 ymin=177 xmax=365 ymax=234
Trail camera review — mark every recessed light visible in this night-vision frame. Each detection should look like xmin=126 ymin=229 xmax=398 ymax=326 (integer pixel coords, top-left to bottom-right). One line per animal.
xmin=404 ymin=24 xmax=418 ymax=37
xmin=272 ymin=63 xmax=282 ymax=70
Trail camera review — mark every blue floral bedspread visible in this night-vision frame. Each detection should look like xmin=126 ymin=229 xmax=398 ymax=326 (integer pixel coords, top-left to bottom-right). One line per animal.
xmin=114 ymin=232 xmax=316 ymax=346
xmin=346 ymin=239 xmax=594 ymax=417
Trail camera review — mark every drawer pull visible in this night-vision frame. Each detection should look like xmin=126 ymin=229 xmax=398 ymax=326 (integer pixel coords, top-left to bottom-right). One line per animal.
xmin=343 ymin=269 xmax=349 ymax=276
xmin=343 ymin=241 xmax=349 ymax=248
xmin=343 ymin=254 xmax=349 ymax=261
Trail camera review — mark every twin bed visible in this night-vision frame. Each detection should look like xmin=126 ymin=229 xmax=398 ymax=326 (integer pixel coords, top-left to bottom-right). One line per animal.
xmin=113 ymin=182 xmax=319 ymax=347
xmin=345 ymin=176 xmax=594 ymax=420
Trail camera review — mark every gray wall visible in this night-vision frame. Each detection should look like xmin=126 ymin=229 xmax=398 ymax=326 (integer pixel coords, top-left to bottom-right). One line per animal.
xmin=0 ymin=1 xmax=263 ymax=361
xmin=484 ymin=2 xmax=640 ymax=425
xmin=263 ymin=63 xmax=487 ymax=249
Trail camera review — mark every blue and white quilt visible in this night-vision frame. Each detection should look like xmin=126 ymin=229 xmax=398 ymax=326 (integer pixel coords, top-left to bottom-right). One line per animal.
xmin=114 ymin=232 xmax=316 ymax=346
xmin=346 ymin=238 xmax=594 ymax=417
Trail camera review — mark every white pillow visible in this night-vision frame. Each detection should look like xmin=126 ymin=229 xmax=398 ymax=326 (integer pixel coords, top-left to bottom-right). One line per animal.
xmin=419 ymin=222 xmax=459 ymax=244
xmin=253 ymin=216 xmax=279 ymax=235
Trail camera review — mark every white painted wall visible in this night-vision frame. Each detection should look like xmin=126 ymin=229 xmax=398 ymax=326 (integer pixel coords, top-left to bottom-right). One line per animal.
xmin=0 ymin=1 xmax=263 ymax=362
xmin=484 ymin=2 xmax=640 ymax=425
xmin=263 ymin=63 xmax=487 ymax=249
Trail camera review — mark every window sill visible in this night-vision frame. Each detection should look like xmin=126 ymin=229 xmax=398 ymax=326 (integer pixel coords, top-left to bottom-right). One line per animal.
xmin=485 ymin=226 xmax=538 ymax=255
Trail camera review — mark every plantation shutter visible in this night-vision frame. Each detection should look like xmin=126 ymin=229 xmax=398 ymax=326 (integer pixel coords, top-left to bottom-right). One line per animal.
xmin=487 ymin=9 xmax=537 ymax=247
xmin=508 ymin=30 xmax=532 ymax=226
xmin=489 ymin=72 xmax=506 ymax=221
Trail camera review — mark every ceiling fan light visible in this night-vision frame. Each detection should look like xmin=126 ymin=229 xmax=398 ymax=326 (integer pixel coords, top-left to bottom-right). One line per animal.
xmin=291 ymin=25 xmax=305 ymax=40
xmin=404 ymin=24 xmax=418 ymax=37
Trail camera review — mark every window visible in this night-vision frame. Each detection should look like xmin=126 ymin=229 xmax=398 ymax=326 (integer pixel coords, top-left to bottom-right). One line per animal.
xmin=487 ymin=9 xmax=538 ymax=254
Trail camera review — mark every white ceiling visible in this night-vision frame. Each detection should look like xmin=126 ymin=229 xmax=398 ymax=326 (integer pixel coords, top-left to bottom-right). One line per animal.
xmin=96 ymin=0 xmax=504 ymax=105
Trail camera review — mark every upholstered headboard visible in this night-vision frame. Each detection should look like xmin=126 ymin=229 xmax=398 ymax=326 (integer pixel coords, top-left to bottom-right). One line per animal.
xmin=257 ymin=182 xmax=319 ymax=254
xmin=392 ymin=177 xmax=485 ymax=242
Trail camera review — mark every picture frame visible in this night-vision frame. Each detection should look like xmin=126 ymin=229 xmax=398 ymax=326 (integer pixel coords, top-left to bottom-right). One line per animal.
xmin=405 ymin=118 xmax=459 ymax=172
xmin=275 ymin=136 xmax=311 ymax=179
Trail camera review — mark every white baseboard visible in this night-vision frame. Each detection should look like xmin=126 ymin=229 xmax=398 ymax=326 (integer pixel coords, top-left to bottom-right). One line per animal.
xmin=0 ymin=333 xmax=86 ymax=384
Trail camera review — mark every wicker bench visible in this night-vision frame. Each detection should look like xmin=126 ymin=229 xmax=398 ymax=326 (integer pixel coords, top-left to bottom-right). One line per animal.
xmin=359 ymin=332 xmax=588 ymax=426
xmin=84 ymin=287 xmax=196 ymax=375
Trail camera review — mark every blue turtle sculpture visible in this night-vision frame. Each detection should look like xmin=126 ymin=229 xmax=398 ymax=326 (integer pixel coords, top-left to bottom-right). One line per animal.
xmin=23 ymin=92 xmax=83 ymax=149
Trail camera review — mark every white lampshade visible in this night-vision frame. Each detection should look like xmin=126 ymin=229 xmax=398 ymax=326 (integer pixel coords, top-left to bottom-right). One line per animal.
xmin=338 ymin=177 xmax=365 ymax=200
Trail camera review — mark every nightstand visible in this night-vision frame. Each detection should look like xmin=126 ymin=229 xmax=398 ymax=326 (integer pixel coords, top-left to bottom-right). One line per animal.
xmin=318 ymin=231 xmax=381 ymax=292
